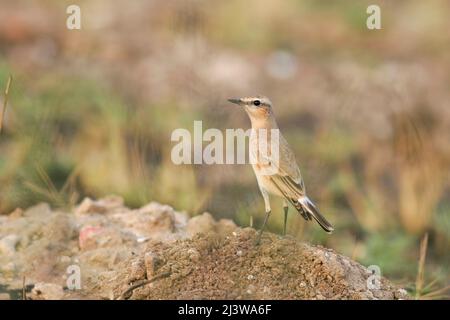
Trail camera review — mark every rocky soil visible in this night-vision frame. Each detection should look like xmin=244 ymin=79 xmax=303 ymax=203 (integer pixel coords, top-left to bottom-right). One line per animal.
xmin=0 ymin=196 xmax=409 ymax=300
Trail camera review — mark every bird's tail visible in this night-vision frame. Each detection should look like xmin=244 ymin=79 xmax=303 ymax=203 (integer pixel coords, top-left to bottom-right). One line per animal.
xmin=296 ymin=196 xmax=334 ymax=233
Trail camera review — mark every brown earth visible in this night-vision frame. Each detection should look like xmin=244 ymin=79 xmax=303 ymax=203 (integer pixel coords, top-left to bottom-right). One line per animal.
xmin=0 ymin=196 xmax=408 ymax=300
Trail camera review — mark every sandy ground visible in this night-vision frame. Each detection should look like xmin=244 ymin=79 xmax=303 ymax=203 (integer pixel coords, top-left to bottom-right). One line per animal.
xmin=0 ymin=196 xmax=408 ymax=300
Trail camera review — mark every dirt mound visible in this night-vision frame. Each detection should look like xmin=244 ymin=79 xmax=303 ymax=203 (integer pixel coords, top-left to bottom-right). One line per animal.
xmin=0 ymin=197 xmax=408 ymax=300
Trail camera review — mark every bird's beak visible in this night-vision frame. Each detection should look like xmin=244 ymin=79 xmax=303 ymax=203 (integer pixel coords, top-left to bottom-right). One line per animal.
xmin=227 ymin=98 xmax=242 ymax=105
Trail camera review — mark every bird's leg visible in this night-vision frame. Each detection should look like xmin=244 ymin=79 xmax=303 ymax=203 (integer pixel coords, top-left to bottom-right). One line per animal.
xmin=256 ymin=189 xmax=271 ymax=245
xmin=283 ymin=200 xmax=289 ymax=236
xmin=256 ymin=210 xmax=271 ymax=245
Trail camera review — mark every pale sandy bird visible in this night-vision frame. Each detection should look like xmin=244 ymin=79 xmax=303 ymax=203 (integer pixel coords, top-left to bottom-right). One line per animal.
xmin=228 ymin=96 xmax=334 ymax=244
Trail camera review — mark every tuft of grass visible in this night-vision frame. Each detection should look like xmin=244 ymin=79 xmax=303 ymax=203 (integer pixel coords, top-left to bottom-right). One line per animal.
xmin=415 ymin=233 xmax=428 ymax=299
xmin=413 ymin=233 xmax=450 ymax=300
xmin=23 ymin=163 xmax=80 ymax=211
xmin=0 ymin=74 xmax=13 ymax=134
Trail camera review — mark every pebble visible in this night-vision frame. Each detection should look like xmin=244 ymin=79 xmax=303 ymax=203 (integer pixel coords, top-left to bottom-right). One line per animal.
xmin=246 ymin=285 xmax=255 ymax=295
xmin=129 ymin=259 xmax=146 ymax=281
xmin=32 ymin=282 xmax=64 ymax=300
xmin=75 ymin=196 xmax=124 ymax=215
xmin=137 ymin=236 xmax=150 ymax=243
xmin=144 ymin=252 xmax=159 ymax=277
xmin=0 ymin=234 xmax=20 ymax=256
xmin=394 ymin=288 xmax=408 ymax=299
xmin=59 ymin=256 xmax=71 ymax=264
xmin=9 ymin=208 xmax=24 ymax=219
xmin=187 ymin=248 xmax=201 ymax=262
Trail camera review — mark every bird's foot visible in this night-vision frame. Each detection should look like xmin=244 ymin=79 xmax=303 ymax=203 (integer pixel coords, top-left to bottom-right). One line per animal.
xmin=254 ymin=231 xmax=263 ymax=246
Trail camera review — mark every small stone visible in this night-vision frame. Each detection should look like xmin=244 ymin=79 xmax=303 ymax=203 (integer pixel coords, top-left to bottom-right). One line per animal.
xmin=144 ymin=252 xmax=160 ymax=277
xmin=373 ymin=290 xmax=384 ymax=299
xmin=32 ymin=282 xmax=64 ymax=300
xmin=0 ymin=234 xmax=20 ymax=256
xmin=246 ymin=285 xmax=256 ymax=295
xmin=78 ymin=225 xmax=103 ymax=250
xmin=247 ymin=275 xmax=254 ymax=280
xmin=394 ymin=288 xmax=408 ymax=299
xmin=75 ymin=196 xmax=124 ymax=215
xmin=75 ymin=198 xmax=96 ymax=214
xmin=24 ymin=203 xmax=51 ymax=217
xmin=59 ymin=256 xmax=71 ymax=264
xmin=186 ymin=212 xmax=216 ymax=236
xmin=138 ymin=202 xmax=175 ymax=216
xmin=9 ymin=208 xmax=24 ymax=219
xmin=398 ymin=288 xmax=407 ymax=295
xmin=129 ymin=259 xmax=146 ymax=282
xmin=137 ymin=236 xmax=150 ymax=243
xmin=217 ymin=219 xmax=237 ymax=234
xmin=187 ymin=248 xmax=201 ymax=262
xmin=236 ymin=250 xmax=243 ymax=256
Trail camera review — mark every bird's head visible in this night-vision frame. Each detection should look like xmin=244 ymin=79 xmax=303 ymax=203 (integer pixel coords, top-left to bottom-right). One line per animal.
xmin=227 ymin=96 xmax=273 ymax=121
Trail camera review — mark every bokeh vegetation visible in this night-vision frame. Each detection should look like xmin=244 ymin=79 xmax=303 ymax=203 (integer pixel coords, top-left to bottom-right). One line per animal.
xmin=0 ymin=0 xmax=449 ymax=297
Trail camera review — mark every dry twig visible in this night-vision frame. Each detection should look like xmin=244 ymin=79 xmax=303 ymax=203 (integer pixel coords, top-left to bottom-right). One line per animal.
xmin=118 ymin=271 xmax=171 ymax=300
xmin=415 ymin=233 xmax=428 ymax=299
xmin=0 ymin=75 xmax=13 ymax=134
xmin=22 ymin=276 xmax=26 ymax=300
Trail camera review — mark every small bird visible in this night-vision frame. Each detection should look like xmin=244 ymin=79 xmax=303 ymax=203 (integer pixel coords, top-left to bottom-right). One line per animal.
xmin=228 ymin=96 xmax=334 ymax=244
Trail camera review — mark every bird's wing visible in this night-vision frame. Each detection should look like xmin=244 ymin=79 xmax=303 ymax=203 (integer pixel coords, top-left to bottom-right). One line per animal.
xmin=260 ymin=134 xmax=306 ymax=198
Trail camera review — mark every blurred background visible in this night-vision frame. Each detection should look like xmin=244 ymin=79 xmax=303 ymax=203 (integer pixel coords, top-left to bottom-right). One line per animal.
xmin=0 ymin=0 xmax=449 ymax=298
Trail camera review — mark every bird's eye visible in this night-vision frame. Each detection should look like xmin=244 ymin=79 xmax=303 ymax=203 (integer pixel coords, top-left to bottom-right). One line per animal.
xmin=253 ymin=100 xmax=261 ymax=106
